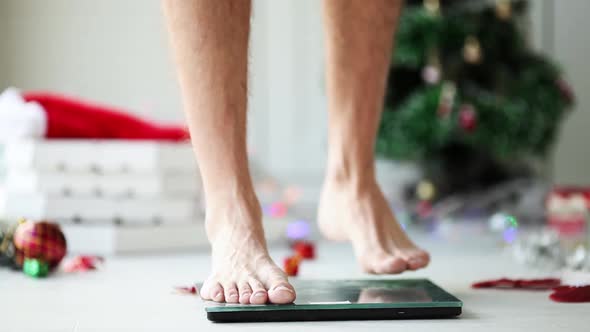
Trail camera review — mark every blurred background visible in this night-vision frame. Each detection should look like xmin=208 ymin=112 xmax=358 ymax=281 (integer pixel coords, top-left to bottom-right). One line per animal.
xmin=0 ymin=0 xmax=588 ymax=183
xmin=0 ymin=0 xmax=589 ymax=273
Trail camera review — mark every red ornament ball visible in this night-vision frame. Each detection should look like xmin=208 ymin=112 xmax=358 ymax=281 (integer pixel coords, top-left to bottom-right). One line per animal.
xmin=459 ymin=104 xmax=477 ymax=132
xmin=283 ymin=255 xmax=301 ymax=276
xmin=13 ymin=220 xmax=67 ymax=269
xmin=293 ymin=241 xmax=315 ymax=260
xmin=555 ymin=78 xmax=575 ymax=105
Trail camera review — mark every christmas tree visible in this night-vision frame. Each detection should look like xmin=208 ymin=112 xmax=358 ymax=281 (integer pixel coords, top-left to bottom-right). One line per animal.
xmin=378 ymin=0 xmax=574 ymax=198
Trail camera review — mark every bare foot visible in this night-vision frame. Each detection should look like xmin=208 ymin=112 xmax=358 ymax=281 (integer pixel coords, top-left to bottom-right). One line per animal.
xmin=318 ymin=177 xmax=430 ymax=274
xmin=199 ymin=194 xmax=296 ymax=304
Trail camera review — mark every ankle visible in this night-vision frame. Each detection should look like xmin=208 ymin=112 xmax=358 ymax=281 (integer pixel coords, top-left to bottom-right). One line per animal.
xmin=325 ymin=137 xmax=377 ymax=187
xmin=204 ymin=188 xmax=262 ymax=236
xmin=324 ymin=164 xmax=377 ymax=193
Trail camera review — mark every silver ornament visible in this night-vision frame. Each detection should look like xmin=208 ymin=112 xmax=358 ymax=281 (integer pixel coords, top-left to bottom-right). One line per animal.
xmin=513 ymin=229 xmax=565 ymax=270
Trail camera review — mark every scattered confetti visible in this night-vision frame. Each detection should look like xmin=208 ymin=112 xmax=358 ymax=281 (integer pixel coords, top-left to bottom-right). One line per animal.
xmin=62 ymin=255 xmax=104 ymax=273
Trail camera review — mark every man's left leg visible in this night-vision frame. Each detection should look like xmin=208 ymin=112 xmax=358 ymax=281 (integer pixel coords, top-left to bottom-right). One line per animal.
xmin=319 ymin=0 xmax=430 ymax=274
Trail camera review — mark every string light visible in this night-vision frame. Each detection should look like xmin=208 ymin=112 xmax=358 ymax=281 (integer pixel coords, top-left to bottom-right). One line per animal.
xmin=264 ymin=202 xmax=288 ymax=218
xmin=503 ymin=226 xmax=518 ymax=244
xmin=286 ymin=220 xmax=311 ymax=240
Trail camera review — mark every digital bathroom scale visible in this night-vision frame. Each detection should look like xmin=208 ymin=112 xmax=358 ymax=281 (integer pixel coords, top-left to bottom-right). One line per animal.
xmin=203 ymin=279 xmax=462 ymax=322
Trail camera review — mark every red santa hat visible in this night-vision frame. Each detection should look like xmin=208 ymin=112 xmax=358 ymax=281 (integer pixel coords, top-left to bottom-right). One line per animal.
xmin=0 ymin=87 xmax=189 ymax=141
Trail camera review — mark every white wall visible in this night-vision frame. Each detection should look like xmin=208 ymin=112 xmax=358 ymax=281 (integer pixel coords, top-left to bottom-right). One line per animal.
xmin=550 ymin=1 xmax=590 ymax=185
xmin=0 ymin=1 xmax=7 ymax=89
xmin=0 ymin=0 xmax=328 ymax=183
xmin=0 ymin=0 xmax=183 ymax=122
xmin=263 ymin=1 xmax=327 ymax=180
xmin=0 ymin=0 xmax=588 ymax=185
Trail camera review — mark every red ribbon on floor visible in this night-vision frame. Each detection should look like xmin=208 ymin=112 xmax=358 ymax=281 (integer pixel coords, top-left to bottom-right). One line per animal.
xmin=472 ymin=278 xmax=590 ymax=303
xmin=472 ymin=278 xmax=562 ymax=290
xmin=549 ymin=285 xmax=590 ymax=303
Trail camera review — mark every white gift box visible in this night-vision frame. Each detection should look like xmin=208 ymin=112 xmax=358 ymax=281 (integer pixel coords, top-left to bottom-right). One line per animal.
xmin=0 ymin=139 xmax=296 ymax=254
xmin=61 ymin=219 xmax=287 ymax=254
xmin=3 ymin=140 xmax=197 ymax=174
xmin=0 ymin=193 xmax=203 ymax=224
xmin=61 ymin=223 xmax=209 ymax=254
xmin=4 ymin=169 xmax=200 ymax=197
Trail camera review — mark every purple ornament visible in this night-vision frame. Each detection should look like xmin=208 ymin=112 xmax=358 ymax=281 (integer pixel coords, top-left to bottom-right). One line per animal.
xmin=286 ymin=220 xmax=311 ymax=240
xmin=503 ymin=227 xmax=518 ymax=244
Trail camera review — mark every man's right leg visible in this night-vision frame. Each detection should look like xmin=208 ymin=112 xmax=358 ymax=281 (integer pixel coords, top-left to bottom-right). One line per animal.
xmin=162 ymin=0 xmax=295 ymax=304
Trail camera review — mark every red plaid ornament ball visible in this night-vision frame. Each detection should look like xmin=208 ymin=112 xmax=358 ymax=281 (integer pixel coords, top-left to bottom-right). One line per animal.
xmin=13 ymin=220 xmax=67 ymax=269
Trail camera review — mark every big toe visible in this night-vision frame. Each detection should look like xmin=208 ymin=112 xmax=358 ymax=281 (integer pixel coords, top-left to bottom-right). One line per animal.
xmin=200 ymin=281 xmax=225 ymax=302
xmin=268 ymin=284 xmax=296 ymax=304
xmin=402 ymin=249 xmax=430 ymax=270
xmin=363 ymin=252 xmax=407 ymax=274
xmin=266 ymin=278 xmax=296 ymax=304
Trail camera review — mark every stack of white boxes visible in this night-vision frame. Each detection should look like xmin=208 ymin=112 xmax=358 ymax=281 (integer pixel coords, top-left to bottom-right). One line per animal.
xmin=0 ymin=140 xmax=288 ymax=254
xmin=0 ymin=139 xmax=208 ymax=254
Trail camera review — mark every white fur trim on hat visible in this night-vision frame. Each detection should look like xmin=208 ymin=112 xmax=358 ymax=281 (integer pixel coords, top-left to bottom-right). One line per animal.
xmin=0 ymin=87 xmax=47 ymax=141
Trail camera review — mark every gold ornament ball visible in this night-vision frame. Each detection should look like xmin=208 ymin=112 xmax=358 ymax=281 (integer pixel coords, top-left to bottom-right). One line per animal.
xmin=463 ymin=36 xmax=483 ymax=64
xmin=495 ymin=0 xmax=512 ymax=20
xmin=416 ymin=180 xmax=436 ymax=201
xmin=423 ymin=0 xmax=440 ymax=15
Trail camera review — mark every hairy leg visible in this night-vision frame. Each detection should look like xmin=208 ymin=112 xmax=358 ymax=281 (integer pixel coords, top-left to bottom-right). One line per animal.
xmin=162 ymin=0 xmax=295 ymax=304
xmin=319 ymin=0 xmax=430 ymax=273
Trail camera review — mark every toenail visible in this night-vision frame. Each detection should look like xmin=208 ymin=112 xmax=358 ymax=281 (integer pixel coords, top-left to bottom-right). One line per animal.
xmin=213 ymin=291 xmax=222 ymax=299
xmin=242 ymin=292 xmax=251 ymax=297
xmin=254 ymin=292 xmax=266 ymax=298
xmin=273 ymin=286 xmax=293 ymax=293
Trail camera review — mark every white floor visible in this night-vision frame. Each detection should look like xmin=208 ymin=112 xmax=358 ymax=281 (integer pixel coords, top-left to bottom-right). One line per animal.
xmin=2 ymin=232 xmax=589 ymax=332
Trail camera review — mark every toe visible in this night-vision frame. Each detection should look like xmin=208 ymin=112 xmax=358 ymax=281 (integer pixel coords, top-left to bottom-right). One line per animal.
xmin=199 ymin=279 xmax=217 ymax=300
xmin=402 ymin=249 xmax=430 ymax=270
xmin=267 ymin=280 xmax=296 ymax=304
xmin=238 ymin=281 xmax=252 ymax=304
xmin=261 ymin=267 xmax=296 ymax=304
xmin=363 ymin=251 xmax=407 ymax=274
xmin=376 ymin=255 xmax=407 ymax=274
xmin=199 ymin=281 xmax=212 ymax=300
xmin=223 ymin=282 xmax=239 ymax=303
xmin=205 ymin=282 xmax=225 ymax=302
xmin=248 ymin=279 xmax=268 ymax=304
